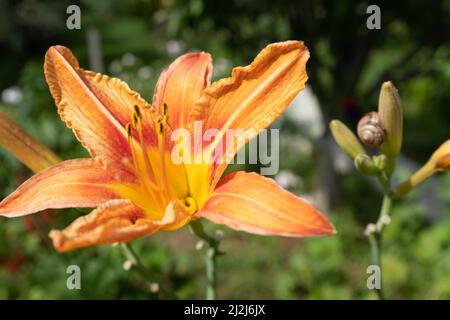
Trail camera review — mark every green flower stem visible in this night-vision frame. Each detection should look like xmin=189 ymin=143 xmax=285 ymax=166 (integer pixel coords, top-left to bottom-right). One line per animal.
xmin=376 ymin=194 xmax=393 ymax=233
xmin=120 ymin=243 xmax=176 ymax=299
xmin=368 ymin=232 xmax=384 ymax=300
xmin=190 ymin=220 xmax=222 ymax=300
xmin=120 ymin=243 xmax=151 ymax=278
xmin=368 ymin=193 xmax=392 ymax=300
xmin=367 ymin=174 xmax=393 ymax=300
xmin=205 ymin=245 xmax=217 ymax=300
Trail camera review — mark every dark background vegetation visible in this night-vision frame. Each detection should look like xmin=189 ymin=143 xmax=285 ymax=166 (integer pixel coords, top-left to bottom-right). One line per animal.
xmin=0 ymin=0 xmax=449 ymax=299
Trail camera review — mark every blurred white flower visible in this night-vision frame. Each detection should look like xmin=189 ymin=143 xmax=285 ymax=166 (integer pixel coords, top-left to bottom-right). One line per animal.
xmin=153 ymin=10 xmax=167 ymax=24
xmin=214 ymin=58 xmax=232 ymax=77
xmin=300 ymin=193 xmax=316 ymax=207
xmin=166 ymin=40 xmax=186 ymax=57
xmin=332 ymin=142 xmax=353 ymax=174
xmin=286 ymin=85 xmax=325 ymax=139
xmin=121 ymin=53 xmax=136 ymax=67
xmin=138 ymin=66 xmax=153 ymax=79
xmin=2 ymin=86 xmax=23 ymax=104
xmin=109 ymin=60 xmax=122 ymax=73
xmin=275 ymin=170 xmax=302 ymax=189
xmin=292 ymin=136 xmax=313 ymax=156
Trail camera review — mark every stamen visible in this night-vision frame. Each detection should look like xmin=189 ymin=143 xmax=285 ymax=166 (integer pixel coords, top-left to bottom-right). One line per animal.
xmin=133 ymin=104 xmax=142 ymax=118
xmin=156 ymin=116 xmax=173 ymax=203
xmin=131 ymin=106 xmax=161 ymax=206
xmin=126 ymin=118 xmax=163 ymax=212
xmin=125 ymin=122 xmax=139 ymax=170
xmin=132 ymin=113 xmax=139 ymax=127
xmin=125 ymin=122 xmax=132 ymax=137
xmin=162 ymin=103 xmax=169 ymax=119
xmin=163 ymin=102 xmax=191 ymax=197
xmin=132 ymin=105 xmax=141 ymax=127
xmin=156 ymin=118 xmax=164 ymax=135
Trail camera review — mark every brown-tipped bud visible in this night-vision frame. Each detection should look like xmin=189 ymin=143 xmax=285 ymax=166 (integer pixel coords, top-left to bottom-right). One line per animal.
xmin=378 ymin=81 xmax=403 ymax=157
xmin=330 ymin=120 xmax=366 ymax=160
xmin=394 ymin=139 xmax=450 ymax=197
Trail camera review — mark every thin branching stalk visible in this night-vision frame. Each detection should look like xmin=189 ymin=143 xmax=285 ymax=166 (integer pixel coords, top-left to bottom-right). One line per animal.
xmin=369 ymin=193 xmax=392 ymax=300
xmin=190 ymin=220 xmax=222 ymax=300
xmin=368 ymin=232 xmax=384 ymax=299
xmin=366 ymin=174 xmax=393 ymax=300
xmin=120 ymin=242 xmax=177 ymax=299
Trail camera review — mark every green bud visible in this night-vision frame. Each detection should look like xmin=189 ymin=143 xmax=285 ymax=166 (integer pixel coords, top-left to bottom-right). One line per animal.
xmin=378 ymin=81 xmax=403 ymax=157
xmin=354 ymin=154 xmax=378 ymax=176
xmin=330 ymin=120 xmax=366 ymax=159
xmin=372 ymin=154 xmax=388 ymax=172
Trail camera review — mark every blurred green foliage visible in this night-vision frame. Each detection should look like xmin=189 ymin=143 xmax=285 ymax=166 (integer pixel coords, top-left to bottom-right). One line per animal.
xmin=0 ymin=0 xmax=449 ymax=299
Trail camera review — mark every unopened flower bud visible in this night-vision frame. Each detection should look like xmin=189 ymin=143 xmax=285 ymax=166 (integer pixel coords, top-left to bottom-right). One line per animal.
xmin=214 ymin=230 xmax=225 ymax=242
xmin=378 ymin=81 xmax=403 ymax=158
xmin=149 ymin=282 xmax=160 ymax=293
xmin=330 ymin=120 xmax=366 ymax=159
xmin=354 ymin=154 xmax=377 ymax=176
xmin=433 ymin=140 xmax=450 ymax=171
xmin=372 ymin=154 xmax=388 ymax=173
xmin=123 ymin=260 xmax=133 ymax=271
xmin=0 ymin=111 xmax=61 ymax=172
xmin=195 ymin=240 xmax=205 ymax=251
xmin=380 ymin=214 xmax=391 ymax=226
xmin=364 ymin=223 xmax=377 ymax=236
xmin=394 ymin=139 xmax=450 ymax=197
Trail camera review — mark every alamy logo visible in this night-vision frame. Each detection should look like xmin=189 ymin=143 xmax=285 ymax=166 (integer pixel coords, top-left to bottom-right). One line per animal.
xmin=366 ymin=265 xmax=381 ymax=290
xmin=66 ymin=265 xmax=81 ymax=290
xmin=66 ymin=5 xmax=81 ymax=30
xmin=366 ymin=5 xmax=381 ymax=30
xmin=170 ymin=121 xmax=280 ymax=175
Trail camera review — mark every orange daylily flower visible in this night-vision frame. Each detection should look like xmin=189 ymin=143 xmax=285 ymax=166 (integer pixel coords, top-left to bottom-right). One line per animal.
xmin=0 ymin=41 xmax=335 ymax=252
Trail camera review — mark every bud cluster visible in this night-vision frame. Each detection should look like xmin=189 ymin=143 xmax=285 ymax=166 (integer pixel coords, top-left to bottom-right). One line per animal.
xmin=330 ymin=81 xmax=403 ymax=180
xmin=330 ymin=81 xmax=449 ymax=197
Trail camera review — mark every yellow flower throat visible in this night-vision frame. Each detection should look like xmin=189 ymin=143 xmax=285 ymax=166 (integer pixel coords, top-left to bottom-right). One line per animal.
xmin=113 ymin=104 xmax=210 ymax=221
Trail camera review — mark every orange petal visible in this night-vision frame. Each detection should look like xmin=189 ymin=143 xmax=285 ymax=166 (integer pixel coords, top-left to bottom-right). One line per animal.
xmin=44 ymin=45 xmax=160 ymax=181
xmin=161 ymin=199 xmax=193 ymax=231
xmin=195 ymin=171 xmax=335 ymax=237
xmin=153 ymin=52 xmax=212 ymax=129
xmin=0 ymin=159 xmax=119 ymax=217
xmin=0 ymin=111 xmax=61 ymax=172
xmin=191 ymin=41 xmax=309 ymax=188
xmin=49 ymin=199 xmax=164 ymax=252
